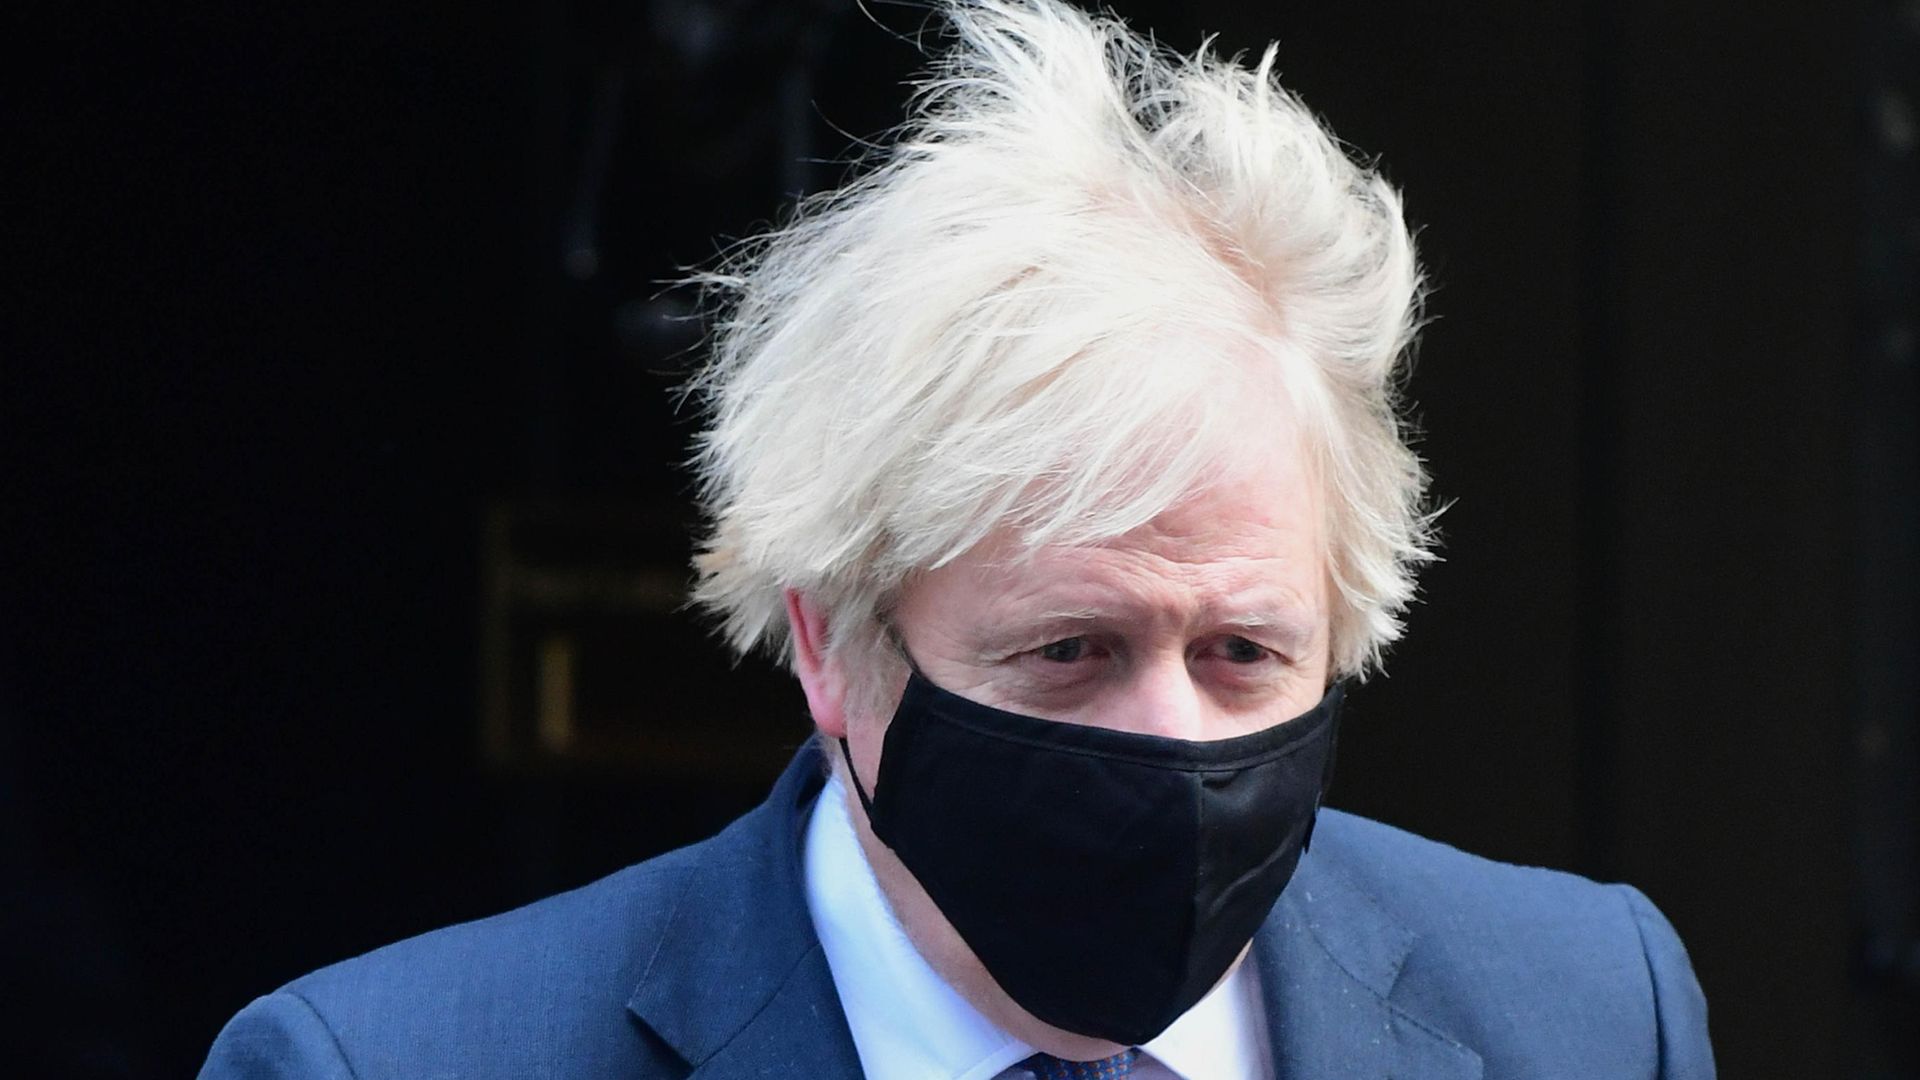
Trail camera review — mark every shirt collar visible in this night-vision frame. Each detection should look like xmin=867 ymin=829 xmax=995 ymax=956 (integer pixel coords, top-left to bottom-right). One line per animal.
xmin=803 ymin=773 xmax=1270 ymax=1080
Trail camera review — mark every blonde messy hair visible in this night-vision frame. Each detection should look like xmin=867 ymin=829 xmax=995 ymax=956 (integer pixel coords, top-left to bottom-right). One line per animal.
xmin=686 ymin=0 xmax=1433 ymax=683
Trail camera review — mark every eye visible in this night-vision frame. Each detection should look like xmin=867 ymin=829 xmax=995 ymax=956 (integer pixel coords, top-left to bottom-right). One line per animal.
xmin=1215 ymin=636 xmax=1269 ymax=664
xmin=1037 ymin=637 xmax=1091 ymax=663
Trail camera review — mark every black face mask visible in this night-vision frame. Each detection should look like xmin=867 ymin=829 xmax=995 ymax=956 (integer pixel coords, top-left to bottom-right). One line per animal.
xmin=838 ymin=669 xmax=1343 ymax=1046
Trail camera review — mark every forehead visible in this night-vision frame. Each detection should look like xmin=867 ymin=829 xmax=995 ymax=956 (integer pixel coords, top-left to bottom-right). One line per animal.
xmin=898 ymin=451 xmax=1327 ymax=632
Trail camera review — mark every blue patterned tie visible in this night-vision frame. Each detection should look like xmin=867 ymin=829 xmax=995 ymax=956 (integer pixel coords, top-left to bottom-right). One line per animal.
xmin=1021 ymin=1049 xmax=1139 ymax=1079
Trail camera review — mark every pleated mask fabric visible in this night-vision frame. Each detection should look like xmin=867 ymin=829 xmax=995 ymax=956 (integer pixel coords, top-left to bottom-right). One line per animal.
xmin=841 ymin=673 xmax=1343 ymax=1045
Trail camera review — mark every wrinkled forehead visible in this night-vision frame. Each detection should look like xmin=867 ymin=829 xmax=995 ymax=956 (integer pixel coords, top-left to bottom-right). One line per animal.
xmin=888 ymin=465 xmax=1331 ymax=678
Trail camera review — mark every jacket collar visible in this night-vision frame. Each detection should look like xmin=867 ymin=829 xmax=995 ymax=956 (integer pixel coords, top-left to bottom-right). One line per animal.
xmin=628 ymin=744 xmax=1481 ymax=1080
xmin=1255 ymin=832 xmax=1483 ymax=1080
xmin=626 ymin=742 xmax=865 ymax=1078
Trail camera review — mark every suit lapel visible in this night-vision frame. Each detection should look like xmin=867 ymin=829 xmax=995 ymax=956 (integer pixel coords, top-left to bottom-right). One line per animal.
xmin=1256 ymin=845 xmax=1482 ymax=1080
xmin=627 ymin=745 xmax=866 ymax=1078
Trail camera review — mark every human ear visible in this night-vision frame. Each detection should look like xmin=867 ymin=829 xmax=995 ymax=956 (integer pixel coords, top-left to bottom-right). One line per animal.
xmin=784 ymin=588 xmax=851 ymax=739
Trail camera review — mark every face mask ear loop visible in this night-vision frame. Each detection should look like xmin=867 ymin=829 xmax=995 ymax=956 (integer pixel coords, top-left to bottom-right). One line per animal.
xmin=837 ymin=622 xmax=933 ymax=814
xmin=838 ymin=737 xmax=878 ymax=819
xmin=838 ymin=619 xmax=920 ymax=820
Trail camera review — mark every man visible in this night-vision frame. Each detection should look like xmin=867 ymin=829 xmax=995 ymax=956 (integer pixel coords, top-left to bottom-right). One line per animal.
xmin=202 ymin=1 xmax=1714 ymax=1076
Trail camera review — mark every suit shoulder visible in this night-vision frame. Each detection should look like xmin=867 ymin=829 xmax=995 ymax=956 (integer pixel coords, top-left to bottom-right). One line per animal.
xmin=1304 ymin=809 xmax=1711 ymax=1075
xmin=1311 ymin=807 xmax=1622 ymax=915
xmin=1305 ymin=809 xmax=1664 ymax=998
xmin=233 ymin=840 xmax=714 ymax=1079
xmin=291 ymin=842 xmax=699 ymax=1007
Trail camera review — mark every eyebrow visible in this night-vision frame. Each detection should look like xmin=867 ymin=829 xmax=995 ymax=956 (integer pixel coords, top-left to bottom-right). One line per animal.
xmin=1019 ymin=604 xmax=1318 ymax=648
xmin=1216 ymin=609 xmax=1318 ymax=649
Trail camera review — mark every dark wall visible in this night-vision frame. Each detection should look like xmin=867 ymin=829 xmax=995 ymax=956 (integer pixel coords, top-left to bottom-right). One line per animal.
xmin=8 ymin=6 xmax=534 ymax=1072
xmin=5 ymin=2 xmax=1908 ymax=1077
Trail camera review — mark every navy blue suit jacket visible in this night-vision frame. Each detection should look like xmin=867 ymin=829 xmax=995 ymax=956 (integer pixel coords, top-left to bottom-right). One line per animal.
xmin=202 ymin=746 xmax=1714 ymax=1078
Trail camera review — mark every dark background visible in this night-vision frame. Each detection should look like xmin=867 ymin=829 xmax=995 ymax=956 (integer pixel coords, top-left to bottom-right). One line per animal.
xmin=5 ymin=0 xmax=1915 ymax=1076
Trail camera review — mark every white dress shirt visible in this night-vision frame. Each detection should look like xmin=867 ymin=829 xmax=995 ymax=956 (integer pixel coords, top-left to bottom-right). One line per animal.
xmin=803 ymin=773 xmax=1274 ymax=1080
